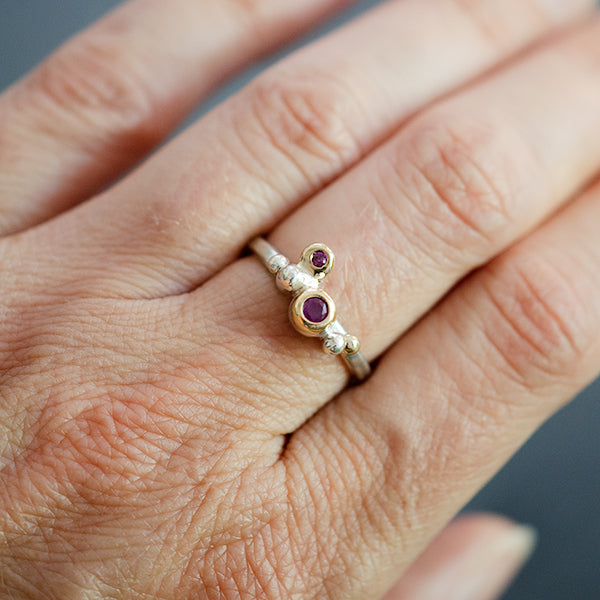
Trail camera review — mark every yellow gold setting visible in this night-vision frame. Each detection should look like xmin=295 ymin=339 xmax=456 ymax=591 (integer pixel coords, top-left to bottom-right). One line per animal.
xmin=300 ymin=243 xmax=335 ymax=280
xmin=290 ymin=290 xmax=336 ymax=337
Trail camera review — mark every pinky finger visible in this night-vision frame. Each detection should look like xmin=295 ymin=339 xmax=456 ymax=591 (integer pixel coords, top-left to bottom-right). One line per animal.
xmin=382 ymin=514 xmax=536 ymax=600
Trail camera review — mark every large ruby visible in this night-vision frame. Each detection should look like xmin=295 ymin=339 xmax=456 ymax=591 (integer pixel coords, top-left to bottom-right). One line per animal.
xmin=302 ymin=296 xmax=329 ymax=323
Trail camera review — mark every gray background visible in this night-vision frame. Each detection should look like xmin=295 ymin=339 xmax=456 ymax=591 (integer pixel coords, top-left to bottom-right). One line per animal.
xmin=1 ymin=1 xmax=598 ymax=598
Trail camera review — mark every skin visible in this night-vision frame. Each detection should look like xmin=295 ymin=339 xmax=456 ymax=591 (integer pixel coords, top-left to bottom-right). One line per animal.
xmin=0 ymin=0 xmax=599 ymax=598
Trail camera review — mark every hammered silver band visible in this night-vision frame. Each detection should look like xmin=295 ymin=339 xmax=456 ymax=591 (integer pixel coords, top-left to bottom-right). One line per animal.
xmin=249 ymin=237 xmax=371 ymax=381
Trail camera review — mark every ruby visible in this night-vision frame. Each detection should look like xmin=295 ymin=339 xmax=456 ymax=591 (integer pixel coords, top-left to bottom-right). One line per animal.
xmin=311 ymin=251 xmax=328 ymax=269
xmin=302 ymin=296 xmax=329 ymax=323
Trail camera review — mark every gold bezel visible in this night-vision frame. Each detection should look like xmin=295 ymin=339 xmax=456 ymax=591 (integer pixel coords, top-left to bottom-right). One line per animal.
xmin=290 ymin=290 xmax=336 ymax=337
xmin=300 ymin=243 xmax=335 ymax=280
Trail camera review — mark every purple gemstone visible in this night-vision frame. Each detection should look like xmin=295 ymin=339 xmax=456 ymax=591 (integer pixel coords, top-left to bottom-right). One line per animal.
xmin=302 ymin=296 xmax=329 ymax=323
xmin=311 ymin=251 xmax=328 ymax=269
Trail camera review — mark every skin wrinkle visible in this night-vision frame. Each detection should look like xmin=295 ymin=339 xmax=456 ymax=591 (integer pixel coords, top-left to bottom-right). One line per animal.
xmin=284 ymin=450 xmax=337 ymax=588
xmin=22 ymin=32 xmax=158 ymax=150
xmin=247 ymin=69 xmax=365 ymax=184
xmin=0 ymin=292 xmax=274 ymax=474
xmin=365 ymin=88 xmax=544 ymax=281
xmin=359 ymin=174 xmax=427 ymax=305
xmin=5 ymin=352 xmax=262 ymax=488
xmin=402 ymin=121 xmax=513 ymax=247
xmin=437 ymin=308 xmax=522 ymax=425
xmin=419 ymin=335 xmax=521 ymax=452
xmin=7 ymin=434 xmax=258 ymax=596
xmin=478 ymin=259 xmax=588 ymax=386
xmin=512 ymin=261 xmax=582 ymax=356
xmin=183 ymin=483 xmax=298 ymax=597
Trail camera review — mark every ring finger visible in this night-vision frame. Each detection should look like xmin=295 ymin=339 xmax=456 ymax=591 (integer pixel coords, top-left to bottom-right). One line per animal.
xmin=185 ymin=15 xmax=600 ymax=435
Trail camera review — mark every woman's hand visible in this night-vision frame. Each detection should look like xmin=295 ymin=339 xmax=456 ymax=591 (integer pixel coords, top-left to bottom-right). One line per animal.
xmin=1 ymin=0 xmax=599 ymax=598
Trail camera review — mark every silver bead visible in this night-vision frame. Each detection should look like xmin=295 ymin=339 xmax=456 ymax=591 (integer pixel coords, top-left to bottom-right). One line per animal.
xmin=293 ymin=271 xmax=317 ymax=292
xmin=267 ymin=254 xmax=289 ymax=274
xmin=276 ymin=265 xmax=299 ymax=292
xmin=276 ymin=265 xmax=315 ymax=293
xmin=323 ymin=333 xmax=346 ymax=355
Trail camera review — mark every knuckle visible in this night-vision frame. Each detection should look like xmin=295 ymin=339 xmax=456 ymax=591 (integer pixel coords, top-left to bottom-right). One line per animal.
xmin=242 ymin=67 xmax=364 ymax=180
xmin=480 ymin=255 xmax=590 ymax=387
xmin=20 ymin=30 xmax=161 ymax=152
xmin=399 ymin=115 xmax=518 ymax=250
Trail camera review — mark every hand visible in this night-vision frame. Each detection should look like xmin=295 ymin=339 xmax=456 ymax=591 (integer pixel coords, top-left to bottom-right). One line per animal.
xmin=1 ymin=0 xmax=599 ymax=598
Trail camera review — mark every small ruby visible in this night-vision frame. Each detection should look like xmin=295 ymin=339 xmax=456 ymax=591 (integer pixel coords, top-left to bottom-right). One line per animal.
xmin=311 ymin=251 xmax=328 ymax=269
xmin=302 ymin=296 xmax=329 ymax=323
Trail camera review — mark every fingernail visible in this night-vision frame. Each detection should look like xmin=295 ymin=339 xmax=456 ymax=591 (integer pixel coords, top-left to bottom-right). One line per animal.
xmin=453 ymin=524 xmax=537 ymax=600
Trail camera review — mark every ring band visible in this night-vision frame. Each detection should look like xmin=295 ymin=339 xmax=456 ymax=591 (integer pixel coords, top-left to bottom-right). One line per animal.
xmin=249 ymin=237 xmax=372 ymax=381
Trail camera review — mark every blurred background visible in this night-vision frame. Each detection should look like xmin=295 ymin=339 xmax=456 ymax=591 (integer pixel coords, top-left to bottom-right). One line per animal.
xmin=1 ymin=1 xmax=598 ymax=598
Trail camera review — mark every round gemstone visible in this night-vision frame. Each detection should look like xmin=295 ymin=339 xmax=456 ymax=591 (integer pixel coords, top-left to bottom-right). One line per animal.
xmin=311 ymin=250 xmax=328 ymax=269
xmin=302 ymin=296 xmax=329 ymax=323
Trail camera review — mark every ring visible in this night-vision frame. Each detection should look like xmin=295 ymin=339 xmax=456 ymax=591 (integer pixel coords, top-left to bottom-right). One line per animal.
xmin=249 ymin=237 xmax=372 ymax=381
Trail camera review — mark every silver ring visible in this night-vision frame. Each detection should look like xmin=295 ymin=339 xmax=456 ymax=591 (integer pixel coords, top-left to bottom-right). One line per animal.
xmin=249 ymin=237 xmax=371 ymax=381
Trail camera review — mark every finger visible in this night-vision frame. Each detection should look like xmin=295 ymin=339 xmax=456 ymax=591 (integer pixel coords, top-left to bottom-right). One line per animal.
xmin=286 ymin=177 xmax=600 ymax=599
xmin=17 ymin=0 xmax=594 ymax=297
xmin=175 ymin=16 xmax=600 ymax=434
xmin=382 ymin=515 xmax=536 ymax=600
xmin=0 ymin=0 xmax=360 ymax=235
